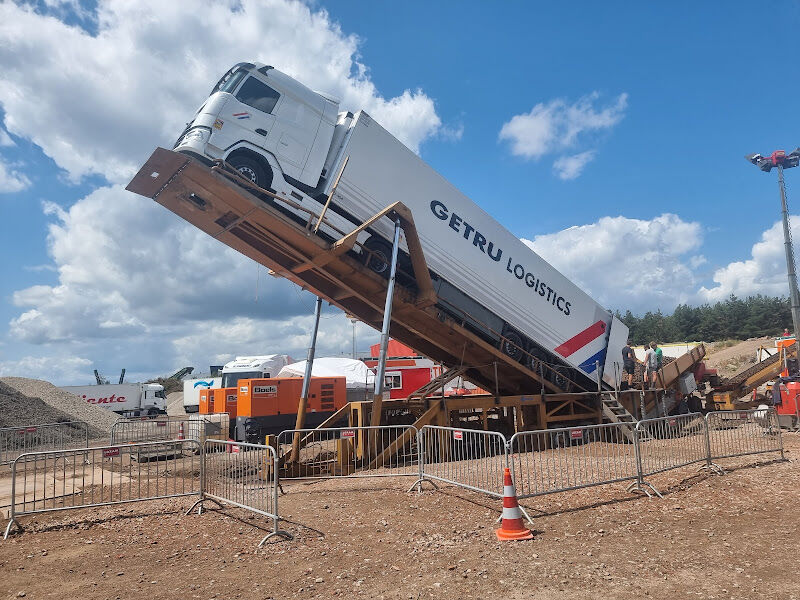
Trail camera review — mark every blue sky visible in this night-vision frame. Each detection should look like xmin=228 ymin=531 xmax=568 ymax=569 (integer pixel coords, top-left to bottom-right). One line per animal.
xmin=1 ymin=0 xmax=799 ymax=384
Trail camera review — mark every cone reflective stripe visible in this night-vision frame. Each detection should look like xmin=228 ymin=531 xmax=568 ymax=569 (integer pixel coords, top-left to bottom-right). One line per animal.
xmin=178 ymin=422 xmax=185 ymax=441
xmin=496 ymin=467 xmax=533 ymax=541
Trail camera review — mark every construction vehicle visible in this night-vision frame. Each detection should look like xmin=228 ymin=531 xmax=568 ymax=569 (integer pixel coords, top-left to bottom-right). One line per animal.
xmin=61 ymin=383 xmax=167 ymax=416
xmin=133 ymin=63 xmax=627 ymax=404
xmin=234 ymin=376 xmax=347 ymax=442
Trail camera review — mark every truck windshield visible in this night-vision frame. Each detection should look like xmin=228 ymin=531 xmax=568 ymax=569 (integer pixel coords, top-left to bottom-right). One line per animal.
xmin=210 ymin=63 xmax=253 ymax=96
xmin=222 ymin=371 xmax=262 ymax=388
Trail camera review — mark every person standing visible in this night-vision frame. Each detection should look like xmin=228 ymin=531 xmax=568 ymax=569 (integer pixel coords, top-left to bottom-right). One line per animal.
xmin=654 ymin=342 xmax=663 ymax=370
xmin=644 ymin=342 xmax=658 ymax=388
xmin=622 ymin=340 xmax=636 ymax=389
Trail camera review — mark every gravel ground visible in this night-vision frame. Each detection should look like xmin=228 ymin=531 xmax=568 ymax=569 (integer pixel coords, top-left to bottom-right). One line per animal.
xmin=166 ymin=392 xmax=185 ymax=416
xmin=0 ymin=377 xmax=118 ymax=437
xmin=0 ymin=433 xmax=796 ymax=599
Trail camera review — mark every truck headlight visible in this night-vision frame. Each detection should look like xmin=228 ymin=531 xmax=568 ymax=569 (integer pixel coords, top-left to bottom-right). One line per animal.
xmin=181 ymin=127 xmax=210 ymax=145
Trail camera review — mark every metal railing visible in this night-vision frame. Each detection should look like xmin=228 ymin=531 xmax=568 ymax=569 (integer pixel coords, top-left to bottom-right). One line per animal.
xmin=110 ymin=415 xmax=228 ymax=445
xmin=508 ymin=422 xmax=639 ymax=499
xmin=1 ymin=422 xmax=89 ymax=466
xmin=277 ymin=425 xmax=419 ymax=480
xmin=188 ymin=440 xmax=291 ymax=547
xmin=4 ymin=439 xmax=201 ymax=539
xmin=414 ymin=426 xmax=508 ymax=497
xmin=706 ymin=408 xmax=784 ymax=463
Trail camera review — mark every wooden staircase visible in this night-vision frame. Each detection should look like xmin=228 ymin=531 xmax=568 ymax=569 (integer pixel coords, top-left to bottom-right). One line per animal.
xmin=407 ymin=366 xmax=469 ymax=409
xmin=600 ymin=393 xmax=637 ymax=442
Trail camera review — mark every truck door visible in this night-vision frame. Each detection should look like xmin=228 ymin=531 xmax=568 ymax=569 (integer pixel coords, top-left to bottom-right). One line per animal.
xmin=219 ymin=75 xmax=282 ymax=157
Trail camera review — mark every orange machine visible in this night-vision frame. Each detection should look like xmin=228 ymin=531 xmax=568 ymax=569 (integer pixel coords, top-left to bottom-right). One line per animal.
xmin=198 ymin=388 xmax=213 ymax=414
xmin=210 ymin=387 xmax=238 ymax=419
xmin=234 ymin=376 xmax=347 ymax=442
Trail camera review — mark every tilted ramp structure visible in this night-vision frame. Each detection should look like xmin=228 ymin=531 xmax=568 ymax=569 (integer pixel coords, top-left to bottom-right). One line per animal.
xmin=128 ymin=150 xmax=599 ymax=412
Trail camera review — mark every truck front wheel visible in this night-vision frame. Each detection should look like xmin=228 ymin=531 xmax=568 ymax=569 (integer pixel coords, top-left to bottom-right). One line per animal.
xmin=227 ymin=154 xmax=272 ymax=190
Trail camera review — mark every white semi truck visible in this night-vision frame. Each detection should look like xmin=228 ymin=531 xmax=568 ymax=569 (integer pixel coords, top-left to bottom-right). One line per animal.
xmin=61 ymin=383 xmax=167 ymax=417
xmin=172 ymin=62 xmax=628 ymax=390
xmin=182 ymin=355 xmax=293 ymax=413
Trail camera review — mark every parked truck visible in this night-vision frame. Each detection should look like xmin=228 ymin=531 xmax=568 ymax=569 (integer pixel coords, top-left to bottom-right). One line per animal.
xmin=60 ymin=383 xmax=167 ymax=417
xmin=171 ymin=62 xmax=628 ymax=390
xmin=183 ymin=354 xmax=294 ymax=413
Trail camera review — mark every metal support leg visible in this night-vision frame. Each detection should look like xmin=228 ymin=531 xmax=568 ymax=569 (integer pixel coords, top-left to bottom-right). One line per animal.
xmin=290 ymin=296 xmax=323 ymax=463
xmin=370 ymin=219 xmax=402 ymax=433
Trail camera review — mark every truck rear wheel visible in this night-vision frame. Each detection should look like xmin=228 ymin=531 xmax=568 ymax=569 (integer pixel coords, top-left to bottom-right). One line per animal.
xmin=363 ymin=238 xmax=392 ymax=276
xmin=501 ymin=331 xmax=525 ymax=362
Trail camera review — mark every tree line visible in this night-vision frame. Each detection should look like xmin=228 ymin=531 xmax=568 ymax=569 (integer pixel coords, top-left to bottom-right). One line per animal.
xmin=616 ymin=295 xmax=793 ymax=345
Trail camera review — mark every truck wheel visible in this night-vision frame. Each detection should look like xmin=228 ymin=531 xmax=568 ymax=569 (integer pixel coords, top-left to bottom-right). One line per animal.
xmin=363 ymin=238 xmax=392 ymax=276
xmin=501 ymin=331 xmax=525 ymax=362
xmin=227 ymin=155 xmax=271 ymax=189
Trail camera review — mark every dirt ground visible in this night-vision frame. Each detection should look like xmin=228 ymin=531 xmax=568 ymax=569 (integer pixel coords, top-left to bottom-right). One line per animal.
xmin=703 ymin=338 xmax=773 ymax=378
xmin=0 ymin=434 xmax=798 ymax=600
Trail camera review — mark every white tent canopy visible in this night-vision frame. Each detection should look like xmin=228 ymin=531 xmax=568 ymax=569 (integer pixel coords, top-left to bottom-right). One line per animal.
xmin=277 ymin=357 xmax=375 ymax=389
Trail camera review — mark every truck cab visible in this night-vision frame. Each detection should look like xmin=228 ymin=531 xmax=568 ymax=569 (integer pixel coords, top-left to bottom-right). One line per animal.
xmin=220 ymin=355 xmax=293 ymax=390
xmin=174 ymin=62 xmax=339 ymax=195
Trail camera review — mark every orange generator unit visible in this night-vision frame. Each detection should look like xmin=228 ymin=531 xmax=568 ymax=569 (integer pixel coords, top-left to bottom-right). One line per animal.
xmin=210 ymin=387 xmax=238 ymax=419
xmin=234 ymin=376 xmax=347 ymax=442
xmin=198 ymin=388 xmax=213 ymax=414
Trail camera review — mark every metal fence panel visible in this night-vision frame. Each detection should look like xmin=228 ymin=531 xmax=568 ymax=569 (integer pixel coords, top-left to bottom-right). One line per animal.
xmin=110 ymin=415 xmax=228 ymax=445
xmin=417 ymin=426 xmax=508 ymax=497
xmin=636 ymin=413 xmax=710 ymax=477
xmin=191 ymin=440 xmax=291 ymax=546
xmin=4 ymin=439 xmax=201 ymax=538
xmin=706 ymin=408 xmax=784 ymax=462
xmin=1 ymin=422 xmax=89 ymax=466
xmin=277 ymin=426 xmax=418 ymax=480
xmin=509 ymin=423 xmax=638 ymax=499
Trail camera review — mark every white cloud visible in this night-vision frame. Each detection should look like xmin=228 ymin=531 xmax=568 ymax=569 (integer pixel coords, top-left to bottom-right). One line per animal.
xmin=0 ymin=127 xmax=13 ymax=147
xmin=5 ymin=184 xmax=379 ymax=381
xmin=698 ymin=218 xmax=800 ymax=302
xmin=0 ymin=158 xmax=30 ymax=192
xmin=0 ymin=0 xmax=446 ymax=184
xmin=499 ymin=92 xmax=627 ymax=178
xmin=0 ymin=354 xmax=92 ymax=384
xmin=523 ymin=213 xmax=703 ymax=312
xmin=553 ymin=151 xmax=596 ymax=180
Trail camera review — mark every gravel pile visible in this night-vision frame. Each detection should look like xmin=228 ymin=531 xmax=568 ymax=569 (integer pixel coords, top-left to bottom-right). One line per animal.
xmin=0 ymin=382 xmax=76 ymax=428
xmin=0 ymin=377 xmax=118 ymax=437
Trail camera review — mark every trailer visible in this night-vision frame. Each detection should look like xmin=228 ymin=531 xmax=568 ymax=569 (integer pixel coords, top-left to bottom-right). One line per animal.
xmin=129 ymin=62 xmax=630 ymax=401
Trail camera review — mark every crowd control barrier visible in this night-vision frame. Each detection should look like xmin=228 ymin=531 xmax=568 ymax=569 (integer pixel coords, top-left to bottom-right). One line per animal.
xmin=4 ymin=439 xmax=201 ymax=539
xmin=110 ymin=415 xmax=227 ymax=445
xmin=414 ymin=426 xmax=509 ymax=497
xmin=508 ymin=422 xmax=639 ymax=499
xmin=188 ymin=440 xmax=291 ymax=546
xmin=1 ymin=422 xmax=90 ymax=466
xmin=706 ymin=408 xmax=784 ymax=463
xmin=277 ymin=425 xmax=419 ymax=481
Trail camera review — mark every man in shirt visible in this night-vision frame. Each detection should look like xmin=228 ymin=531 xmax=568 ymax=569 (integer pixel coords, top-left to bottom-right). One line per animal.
xmin=654 ymin=342 xmax=663 ymax=370
xmin=622 ymin=340 xmax=636 ymax=389
xmin=644 ymin=342 xmax=659 ymax=388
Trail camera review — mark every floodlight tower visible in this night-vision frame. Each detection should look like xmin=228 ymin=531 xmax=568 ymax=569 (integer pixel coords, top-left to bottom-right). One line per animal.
xmin=746 ymin=148 xmax=800 ymax=350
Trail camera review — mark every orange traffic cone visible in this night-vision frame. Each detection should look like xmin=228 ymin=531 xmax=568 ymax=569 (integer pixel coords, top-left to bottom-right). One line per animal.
xmin=177 ymin=422 xmax=185 ymax=441
xmin=496 ymin=467 xmax=533 ymax=541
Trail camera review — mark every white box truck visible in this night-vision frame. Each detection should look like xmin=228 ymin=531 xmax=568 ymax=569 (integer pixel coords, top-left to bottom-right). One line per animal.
xmin=61 ymin=383 xmax=167 ymax=416
xmin=172 ymin=62 xmax=628 ymax=389
xmin=182 ymin=355 xmax=293 ymax=413
xmin=182 ymin=377 xmax=221 ymax=414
